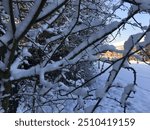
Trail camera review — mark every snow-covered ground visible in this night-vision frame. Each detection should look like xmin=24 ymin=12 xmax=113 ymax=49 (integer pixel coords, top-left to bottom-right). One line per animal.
xmin=127 ymin=63 xmax=150 ymax=112
xmin=4 ymin=61 xmax=150 ymax=113
xmin=92 ymin=62 xmax=150 ymax=113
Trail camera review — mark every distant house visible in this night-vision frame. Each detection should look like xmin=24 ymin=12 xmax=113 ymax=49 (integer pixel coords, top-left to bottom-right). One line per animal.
xmin=101 ymin=45 xmax=123 ymax=59
xmin=101 ymin=45 xmax=147 ymax=61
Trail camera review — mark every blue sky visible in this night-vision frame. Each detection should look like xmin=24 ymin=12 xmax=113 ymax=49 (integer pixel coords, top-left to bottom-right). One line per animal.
xmin=111 ymin=5 xmax=150 ymax=46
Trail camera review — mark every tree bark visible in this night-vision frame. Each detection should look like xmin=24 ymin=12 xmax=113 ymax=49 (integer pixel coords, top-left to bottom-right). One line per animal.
xmin=2 ymin=82 xmax=19 ymax=113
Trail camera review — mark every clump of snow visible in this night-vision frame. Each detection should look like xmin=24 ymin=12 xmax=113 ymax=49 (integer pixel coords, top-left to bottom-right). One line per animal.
xmin=126 ymin=0 xmax=150 ymax=12
xmin=58 ymin=82 xmax=69 ymax=91
xmin=75 ymin=79 xmax=85 ymax=86
xmin=39 ymin=71 xmax=52 ymax=88
xmin=22 ymin=47 xmax=32 ymax=57
xmin=77 ymin=96 xmax=84 ymax=108
xmin=95 ymin=87 xmax=105 ymax=98
xmin=120 ymin=83 xmax=135 ymax=107
xmin=73 ymin=87 xmax=88 ymax=97
xmin=124 ymin=33 xmax=143 ymax=54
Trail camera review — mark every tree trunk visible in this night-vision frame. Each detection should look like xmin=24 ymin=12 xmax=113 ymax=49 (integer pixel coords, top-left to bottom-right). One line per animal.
xmin=2 ymin=82 xmax=19 ymax=113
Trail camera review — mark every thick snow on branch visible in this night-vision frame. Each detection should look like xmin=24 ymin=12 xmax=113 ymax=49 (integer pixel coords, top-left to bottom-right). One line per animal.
xmin=10 ymin=57 xmax=63 ymax=80
xmin=4 ymin=0 xmax=16 ymax=31
xmin=22 ymin=47 xmax=32 ymax=57
xmin=0 ymin=33 xmax=12 ymax=47
xmin=10 ymin=20 xmax=142 ymax=81
xmin=124 ymin=0 xmax=150 ymax=5
xmin=124 ymin=0 xmax=150 ymax=11
xmin=120 ymin=83 xmax=135 ymax=107
xmin=1 ymin=0 xmax=150 ymax=113
xmin=39 ymin=71 xmax=52 ymax=88
xmin=65 ymin=7 xmax=139 ymax=61
xmin=15 ymin=0 xmax=45 ymax=39
xmin=123 ymin=33 xmax=143 ymax=55
xmin=136 ymin=31 xmax=150 ymax=49
xmin=46 ymin=19 xmax=104 ymax=44
xmin=37 ymin=0 xmax=68 ymax=21
xmin=10 ymin=21 xmax=120 ymax=80
xmin=66 ymin=21 xmax=120 ymax=60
